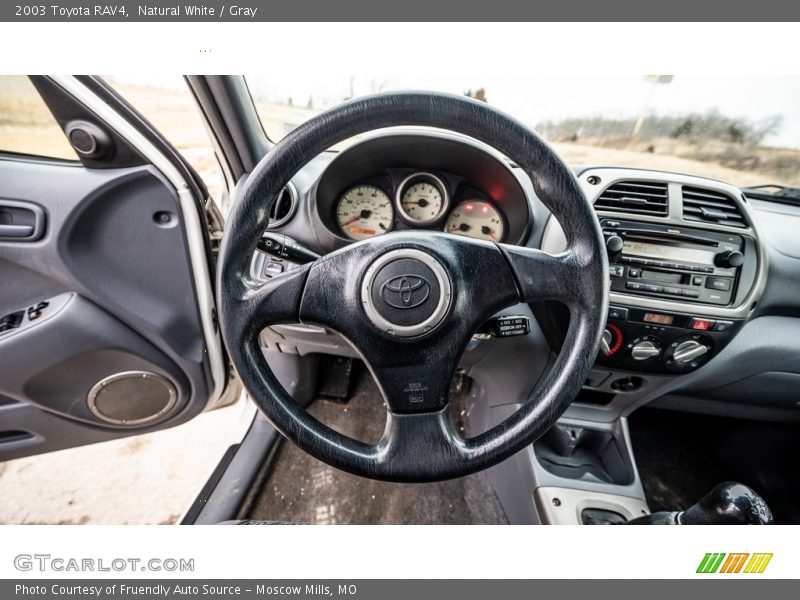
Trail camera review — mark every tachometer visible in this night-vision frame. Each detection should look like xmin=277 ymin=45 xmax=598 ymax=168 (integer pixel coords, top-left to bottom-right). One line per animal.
xmin=336 ymin=185 xmax=394 ymax=241
xmin=396 ymin=172 xmax=448 ymax=224
xmin=444 ymin=200 xmax=505 ymax=242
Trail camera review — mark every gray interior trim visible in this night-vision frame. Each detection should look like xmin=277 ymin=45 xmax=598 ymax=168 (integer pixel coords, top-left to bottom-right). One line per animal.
xmin=267 ymin=182 xmax=299 ymax=229
xmin=49 ymin=76 xmax=226 ymax=408
xmin=535 ymin=486 xmax=650 ymax=525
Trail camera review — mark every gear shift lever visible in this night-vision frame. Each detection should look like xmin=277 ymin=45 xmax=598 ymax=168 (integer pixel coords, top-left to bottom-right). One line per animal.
xmin=627 ymin=482 xmax=773 ymax=525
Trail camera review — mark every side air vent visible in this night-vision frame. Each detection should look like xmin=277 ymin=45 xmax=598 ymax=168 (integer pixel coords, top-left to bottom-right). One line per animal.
xmin=682 ymin=186 xmax=747 ymax=229
xmin=267 ymin=183 xmax=298 ymax=229
xmin=594 ymin=181 xmax=669 ymax=216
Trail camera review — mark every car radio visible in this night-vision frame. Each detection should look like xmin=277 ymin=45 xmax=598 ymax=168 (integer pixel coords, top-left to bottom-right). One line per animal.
xmin=603 ymin=219 xmax=747 ymax=306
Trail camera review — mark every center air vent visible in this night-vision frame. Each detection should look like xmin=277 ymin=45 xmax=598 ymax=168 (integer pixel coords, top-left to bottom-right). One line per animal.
xmin=594 ymin=181 xmax=669 ymax=216
xmin=682 ymin=186 xmax=747 ymax=229
xmin=268 ymin=183 xmax=298 ymax=228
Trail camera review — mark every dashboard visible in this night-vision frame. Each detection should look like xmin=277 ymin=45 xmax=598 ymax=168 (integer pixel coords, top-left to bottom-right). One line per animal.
xmin=312 ymin=132 xmax=532 ymax=248
xmin=333 ymin=172 xmax=506 ymax=243
xmin=539 ymin=167 xmax=766 ymax=381
xmin=248 ymin=128 xmax=800 ymax=425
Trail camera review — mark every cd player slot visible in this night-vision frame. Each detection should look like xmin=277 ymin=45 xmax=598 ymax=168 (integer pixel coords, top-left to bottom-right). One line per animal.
xmin=619 ymin=230 xmax=719 ymax=247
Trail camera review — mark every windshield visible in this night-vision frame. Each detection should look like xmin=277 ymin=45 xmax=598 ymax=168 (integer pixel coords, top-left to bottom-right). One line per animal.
xmin=247 ymin=74 xmax=800 ymax=189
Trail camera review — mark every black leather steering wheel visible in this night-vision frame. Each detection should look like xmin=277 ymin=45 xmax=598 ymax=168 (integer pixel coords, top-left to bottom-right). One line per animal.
xmin=217 ymin=92 xmax=608 ymax=482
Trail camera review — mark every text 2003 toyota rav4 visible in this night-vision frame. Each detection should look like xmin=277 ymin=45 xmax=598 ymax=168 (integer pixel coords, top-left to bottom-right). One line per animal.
xmin=1 ymin=75 xmax=798 ymax=525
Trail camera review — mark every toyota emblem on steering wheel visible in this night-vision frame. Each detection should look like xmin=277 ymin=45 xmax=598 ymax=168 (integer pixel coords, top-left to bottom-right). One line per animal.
xmin=381 ymin=275 xmax=431 ymax=309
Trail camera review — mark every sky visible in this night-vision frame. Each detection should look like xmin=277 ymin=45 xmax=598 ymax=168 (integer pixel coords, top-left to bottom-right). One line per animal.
xmin=111 ymin=73 xmax=800 ymax=150
xmin=245 ymin=74 xmax=800 ymax=149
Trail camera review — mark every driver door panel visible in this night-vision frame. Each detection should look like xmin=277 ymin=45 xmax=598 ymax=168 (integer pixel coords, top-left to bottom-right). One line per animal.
xmin=0 ymin=158 xmax=216 ymax=461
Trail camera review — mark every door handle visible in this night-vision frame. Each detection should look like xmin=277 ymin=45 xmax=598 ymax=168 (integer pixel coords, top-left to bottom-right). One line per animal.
xmin=0 ymin=224 xmax=35 ymax=238
xmin=0 ymin=200 xmax=45 ymax=242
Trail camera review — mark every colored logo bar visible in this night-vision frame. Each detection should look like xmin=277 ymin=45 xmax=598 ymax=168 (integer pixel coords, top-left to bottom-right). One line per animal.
xmin=697 ymin=553 xmax=773 ymax=574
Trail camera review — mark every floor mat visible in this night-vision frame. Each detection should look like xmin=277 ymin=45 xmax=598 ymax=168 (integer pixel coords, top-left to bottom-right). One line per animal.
xmin=245 ymin=367 xmax=509 ymax=525
xmin=629 ymin=407 xmax=800 ymax=524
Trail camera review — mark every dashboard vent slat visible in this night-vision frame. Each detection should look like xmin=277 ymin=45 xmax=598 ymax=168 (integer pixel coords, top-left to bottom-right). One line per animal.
xmin=594 ymin=180 xmax=669 ymax=216
xmin=682 ymin=186 xmax=747 ymax=229
xmin=268 ymin=183 xmax=298 ymax=229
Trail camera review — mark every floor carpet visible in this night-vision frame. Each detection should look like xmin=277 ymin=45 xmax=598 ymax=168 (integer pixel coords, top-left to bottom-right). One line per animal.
xmin=245 ymin=366 xmax=509 ymax=525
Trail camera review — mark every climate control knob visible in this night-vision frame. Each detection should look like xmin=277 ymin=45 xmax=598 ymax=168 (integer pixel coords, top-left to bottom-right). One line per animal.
xmin=665 ymin=334 xmax=714 ymax=372
xmin=631 ymin=339 xmax=661 ymax=361
xmin=672 ymin=340 xmax=710 ymax=364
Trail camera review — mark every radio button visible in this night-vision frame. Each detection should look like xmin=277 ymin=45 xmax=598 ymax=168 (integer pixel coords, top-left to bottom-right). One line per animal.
xmin=702 ymin=267 xmax=714 ymax=273
xmin=663 ymin=286 xmax=682 ymax=296
xmin=626 ymin=282 xmax=644 ymax=291
xmin=627 ymin=267 xmax=641 ymax=278
xmin=715 ymin=250 xmax=744 ymax=268
xmin=705 ymin=277 xmax=732 ymax=291
xmin=692 ymin=275 xmax=704 ymax=286
xmin=682 ymin=289 xmax=700 ymax=298
xmin=644 ymin=284 xmax=662 ymax=293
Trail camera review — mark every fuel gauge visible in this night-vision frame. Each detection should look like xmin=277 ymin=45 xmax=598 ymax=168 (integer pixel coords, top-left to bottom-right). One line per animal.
xmin=444 ymin=200 xmax=505 ymax=242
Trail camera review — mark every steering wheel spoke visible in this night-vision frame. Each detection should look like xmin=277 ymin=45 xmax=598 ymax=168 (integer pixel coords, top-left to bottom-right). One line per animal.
xmin=237 ymin=264 xmax=311 ymax=334
xmin=499 ymin=245 xmax=594 ymax=306
xmin=296 ymin=235 xmax=515 ymax=413
xmin=366 ymin=337 xmax=463 ymax=414
xmin=375 ymin=408 xmax=463 ymax=480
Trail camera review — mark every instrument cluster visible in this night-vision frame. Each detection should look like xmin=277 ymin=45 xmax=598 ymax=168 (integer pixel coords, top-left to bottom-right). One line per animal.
xmin=334 ymin=170 xmax=507 ymax=243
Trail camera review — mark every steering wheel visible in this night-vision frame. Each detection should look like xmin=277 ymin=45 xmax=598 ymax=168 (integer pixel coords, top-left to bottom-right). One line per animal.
xmin=217 ymin=92 xmax=608 ymax=482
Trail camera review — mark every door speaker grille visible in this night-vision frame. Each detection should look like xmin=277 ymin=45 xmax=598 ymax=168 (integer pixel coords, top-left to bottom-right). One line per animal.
xmin=87 ymin=371 xmax=177 ymax=426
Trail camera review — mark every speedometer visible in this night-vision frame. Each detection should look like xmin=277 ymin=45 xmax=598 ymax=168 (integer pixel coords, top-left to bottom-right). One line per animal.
xmin=336 ymin=185 xmax=394 ymax=241
xmin=444 ymin=200 xmax=505 ymax=242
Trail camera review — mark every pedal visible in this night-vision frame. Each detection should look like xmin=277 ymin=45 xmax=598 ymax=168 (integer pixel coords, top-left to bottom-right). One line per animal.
xmin=316 ymin=356 xmax=354 ymax=400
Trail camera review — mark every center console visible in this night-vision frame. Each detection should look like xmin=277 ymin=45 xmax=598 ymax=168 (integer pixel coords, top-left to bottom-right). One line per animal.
xmin=519 ymin=167 xmax=767 ymax=524
xmin=597 ymin=217 xmax=758 ymax=374
xmin=541 ymin=169 xmax=764 ymax=382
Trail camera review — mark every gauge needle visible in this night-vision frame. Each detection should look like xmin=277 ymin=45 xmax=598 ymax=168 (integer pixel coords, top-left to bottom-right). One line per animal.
xmin=342 ymin=215 xmax=361 ymax=227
